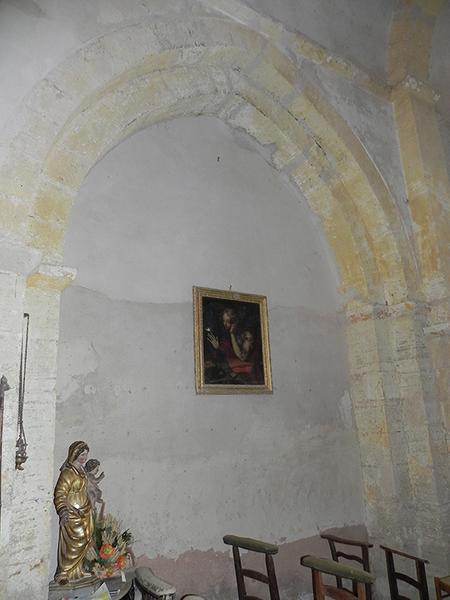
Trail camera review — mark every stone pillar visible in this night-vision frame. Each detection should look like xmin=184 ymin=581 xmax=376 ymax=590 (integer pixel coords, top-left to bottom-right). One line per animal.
xmin=2 ymin=264 xmax=75 ymax=600
xmin=347 ymin=299 xmax=450 ymax=590
xmin=391 ymin=79 xmax=450 ymax=571
xmin=0 ymin=241 xmax=43 ymax=597
xmin=0 ymin=270 xmax=26 ymax=599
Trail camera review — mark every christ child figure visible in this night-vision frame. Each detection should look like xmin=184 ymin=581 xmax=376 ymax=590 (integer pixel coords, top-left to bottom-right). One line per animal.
xmin=85 ymin=458 xmax=105 ymax=516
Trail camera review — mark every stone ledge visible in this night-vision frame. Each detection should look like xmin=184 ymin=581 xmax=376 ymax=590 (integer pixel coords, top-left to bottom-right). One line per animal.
xmin=26 ymin=264 xmax=76 ymax=292
xmin=424 ymin=322 xmax=450 ymax=337
xmin=346 ymin=300 xmax=430 ymax=323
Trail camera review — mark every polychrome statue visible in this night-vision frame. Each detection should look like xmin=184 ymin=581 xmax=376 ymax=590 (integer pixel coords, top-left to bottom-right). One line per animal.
xmin=53 ymin=440 xmax=94 ymax=585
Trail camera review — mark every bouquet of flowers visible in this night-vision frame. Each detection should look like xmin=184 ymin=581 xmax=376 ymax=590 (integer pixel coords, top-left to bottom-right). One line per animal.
xmin=85 ymin=513 xmax=133 ymax=579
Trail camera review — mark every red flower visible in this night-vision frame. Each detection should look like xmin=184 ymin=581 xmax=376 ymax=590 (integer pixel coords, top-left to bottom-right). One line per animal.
xmin=116 ymin=555 xmax=127 ymax=570
xmin=99 ymin=543 xmax=114 ymax=559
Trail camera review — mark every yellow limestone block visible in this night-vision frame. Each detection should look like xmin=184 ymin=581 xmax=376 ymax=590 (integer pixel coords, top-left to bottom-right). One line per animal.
xmin=259 ymin=45 xmax=299 ymax=87
xmin=28 ymin=219 xmax=65 ymax=256
xmin=292 ymin=165 xmax=368 ymax=295
xmin=33 ymin=185 xmax=73 ymax=225
xmin=354 ymin=406 xmax=390 ymax=450
xmin=295 ymin=34 xmax=327 ymax=65
xmin=393 ymin=87 xmax=450 ymax=297
xmin=27 ymin=264 xmax=75 ymax=291
xmin=98 ymin=49 xmax=179 ymax=99
xmin=388 ymin=12 xmax=433 ymax=84
xmin=235 ymin=82 xmax=312 ymax=153
xmin=230 ymin=103 xmax=298 ymax=167
xmin=289 ymin=93 xmax=349 ymax=166
xmin=246 ymin=60 xmax=295 ymax=102
xmin=43 ymin=146 xmax=89 ymax=191
xmin=290 ymin=89 xmax=407 ymax=301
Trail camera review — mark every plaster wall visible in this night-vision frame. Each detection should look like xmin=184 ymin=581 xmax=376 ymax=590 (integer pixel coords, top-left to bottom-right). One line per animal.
xmin=240 ymin=0 xmax=396 ymax=77
xmin=54 ymin=116 xmax=364 ymax=599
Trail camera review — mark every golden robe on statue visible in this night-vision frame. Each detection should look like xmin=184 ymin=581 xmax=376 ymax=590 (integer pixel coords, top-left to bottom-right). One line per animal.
xmin=54 ymin=441 xmax=94 ymax=585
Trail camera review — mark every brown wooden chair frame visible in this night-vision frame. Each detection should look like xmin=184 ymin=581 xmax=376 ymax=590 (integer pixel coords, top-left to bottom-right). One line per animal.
xmin=435 ymin=576 xmax=450 ymax=600
xmin=223 ymin=535 xmax=280 ymax=600
xmin=321 ymin=533 xmax=373 ymax=600
xmin=380 ymin=545 xmax=430 ymax=600
xmin=301 ymin=555 xmax=375 ymax=600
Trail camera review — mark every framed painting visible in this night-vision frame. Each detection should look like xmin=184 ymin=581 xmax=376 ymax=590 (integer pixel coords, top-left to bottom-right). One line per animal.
xmin=193 ymin=287 xmax=273 ymax=394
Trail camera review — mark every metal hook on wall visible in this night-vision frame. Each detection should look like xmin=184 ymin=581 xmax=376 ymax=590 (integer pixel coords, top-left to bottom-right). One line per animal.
xmin=15 ymin=313 xmax=29 ymax=470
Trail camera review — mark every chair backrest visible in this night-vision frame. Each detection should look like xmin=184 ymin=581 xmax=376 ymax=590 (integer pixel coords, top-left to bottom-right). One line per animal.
xmin=380 ymin=545 xmax=430 ymax=600
xmin=301 ymin=555 xmax=375 ymax=600
xmin=321 ymin=532 xmax=373 ymax=600
xmin=223 ymin=535 xmax=280 ymax=600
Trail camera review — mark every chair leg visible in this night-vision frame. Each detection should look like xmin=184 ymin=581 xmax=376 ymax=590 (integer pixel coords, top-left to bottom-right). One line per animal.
xmin=266 ymin=554 xmax=280 ymax=600
xmin=356 ymin=581 xmax=366 ymax=600
xmin=311 ymin=569 xmax=325 ymax=600
xmin=232 ymin=546 xmax=246 ymax=600
xmin=435 ymin=578 xmax=443 ymax=600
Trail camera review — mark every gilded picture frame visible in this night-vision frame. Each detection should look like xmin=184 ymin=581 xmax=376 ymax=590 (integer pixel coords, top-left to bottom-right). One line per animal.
xmin=193 ymin=286 xmax=273 ymax=394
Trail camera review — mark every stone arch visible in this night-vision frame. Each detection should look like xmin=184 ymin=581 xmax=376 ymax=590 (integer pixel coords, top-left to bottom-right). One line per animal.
xmin=0 ymin=17 xmax=412 ymax=305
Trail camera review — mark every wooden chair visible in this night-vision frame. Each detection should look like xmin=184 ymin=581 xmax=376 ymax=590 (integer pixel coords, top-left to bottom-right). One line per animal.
xmin=223 ymin=535 xmax=280 ymax=600
xmin=301 ymin=555 xmax=375 ymax=600
xmin=435 ymin=576 xmax=450 ymax=600
xmin=380 ymin=545 xmax=429 ymax=600
xmin=320 ymin=532 xmax=373 ymax=600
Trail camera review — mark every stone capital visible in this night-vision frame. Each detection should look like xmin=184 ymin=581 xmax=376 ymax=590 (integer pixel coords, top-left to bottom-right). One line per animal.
xmin=424 ymin=322 xmax=450 ymax=337
xmin=391 ymin=75 xmax=440 ymax=105
xmin=26 ymin=263 xmax=77 ymax=292
xmin=345 ymin=298 xmax=430 ymax=324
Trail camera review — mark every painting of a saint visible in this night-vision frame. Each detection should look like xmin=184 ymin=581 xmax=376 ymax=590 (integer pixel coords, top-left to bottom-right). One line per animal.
xmin=193 ymin=287 xmax=272 ymax=394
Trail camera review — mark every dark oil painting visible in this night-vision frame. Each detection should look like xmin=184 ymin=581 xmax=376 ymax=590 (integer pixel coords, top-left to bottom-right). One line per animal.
xmin=193 ymin=287 xmax=272 ymax=394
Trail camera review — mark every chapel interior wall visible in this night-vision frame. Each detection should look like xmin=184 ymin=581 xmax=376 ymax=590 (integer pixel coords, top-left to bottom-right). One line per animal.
xmin=1 ymin=2 xmax=450 ymax=599
xmin=53 ymin=115 xmax=364 ymax=600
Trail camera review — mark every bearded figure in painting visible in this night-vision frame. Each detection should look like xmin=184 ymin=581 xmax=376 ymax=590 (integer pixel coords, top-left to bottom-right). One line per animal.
xmin=54 ymin=440 xmax=94 ymax=585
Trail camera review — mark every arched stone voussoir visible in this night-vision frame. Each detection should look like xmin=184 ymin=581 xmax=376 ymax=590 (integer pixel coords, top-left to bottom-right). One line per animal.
xmin=227 ymin=102 xmax=299 ymax=169
xmin=228 ymin=72 xmax=408 ymax=301
xmin=230 ymin=72 xmax=312 ymax=154
xmin=40 ymin=66 xmax=232 ymax=190
xmin=18 ymin=18 xmax=265 ymax=135
xmin=0 ymin=14 xmax=411 ymax=304
xmin=288 ymin=89 xmax=411 ymax=303
xmin=0 ymin=17 xmax=267 ymax=194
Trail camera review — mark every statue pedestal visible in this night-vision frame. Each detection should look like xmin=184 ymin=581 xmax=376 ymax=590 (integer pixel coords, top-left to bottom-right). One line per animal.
xmin=48 ymin=576 xmax=100 ymax=600
xmin=48 ymin=571 xmax=134 ymax=599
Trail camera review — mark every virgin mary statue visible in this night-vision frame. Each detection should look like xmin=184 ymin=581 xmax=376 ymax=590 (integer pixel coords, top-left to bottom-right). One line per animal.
xmin=54 ymin=440 xmax=94 ymax=585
